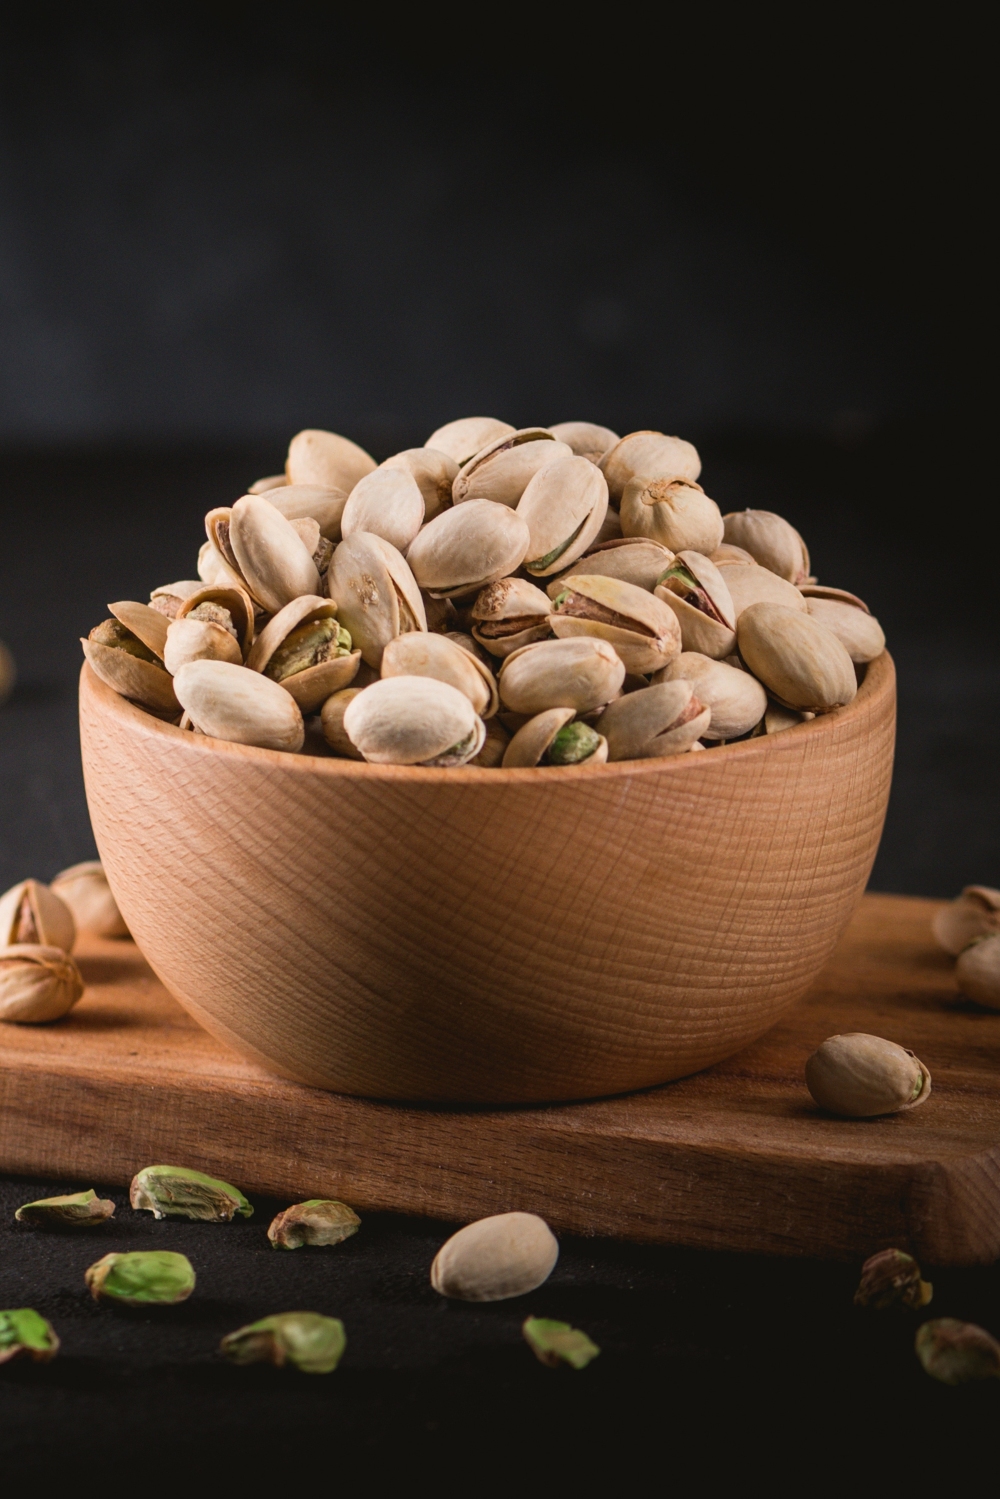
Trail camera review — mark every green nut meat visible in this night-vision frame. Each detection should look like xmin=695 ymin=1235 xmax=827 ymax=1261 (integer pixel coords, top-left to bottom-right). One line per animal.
xmin=85 ymin=1250 xmax=196 ymax=1305
xmin=915 ymin=1319 xmax=1000 ymax=1384
xmin=522 ymin=1316 xmax=600 ymax=1370
xmin=15 ymin=1188 xmax=116 ymax=1230
xmin=0 ymin=1308 xmax=60 ymax=1364
xmin=267 ymin=1199 xmax=361 ymax=1249
xmin=130 ymin=1164 xmax=253 ymax=1222
xmin=221 ymin=1312 xmax=346 ymax=1373
xmin=854 ymin=1248 xmax=932 ymax=1311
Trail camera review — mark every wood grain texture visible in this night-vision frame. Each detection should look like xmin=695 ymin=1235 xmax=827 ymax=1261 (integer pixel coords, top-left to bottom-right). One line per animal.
xmin=78 ymin=653 xmax=895 ymax=1103
xmin=2 ymin=895 xmax=998 ymax=1264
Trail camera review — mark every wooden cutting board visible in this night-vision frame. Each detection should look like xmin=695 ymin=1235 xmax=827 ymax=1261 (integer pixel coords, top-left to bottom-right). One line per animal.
xmin=2 ymin=893 xmax=998 ymax=1265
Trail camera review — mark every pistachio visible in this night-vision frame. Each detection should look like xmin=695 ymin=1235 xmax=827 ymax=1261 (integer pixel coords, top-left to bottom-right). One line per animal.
xmin=381 ymin=447 xmax=458 ymax=523
xmin=381 ymin=632 xmax=498 ymax=718
xmin=854 ymin=1248 xmax=932 ymax=1311
xmin=546 ymin=537 xmax=674 ymax=596
xmin=82 ymin=615 xmax=179 ymax=715
xmin=258 ymin=482 xmax=348 ymax=539
xmin=0 ymin=877 xmax=76 ymax=950
xmin=715 ymin=562 xmax=807 ymax=617
xmin=956 ymin=935 xmax=1000 ymax=1009
xmin=470 ymin=716 xmax=510 ymax=767
xmin=221 ymin=1312 xmax=346 ymax=1373
xmin=327 ymin=531 xmax=427 ymax=668
xmin=550 ymin=574 xmax=682 ymax=675
xmin=406 ymin=499 xmax=530 ymax=597
xmin=197 ymin=536 xmax=247 ymax=592
xmin=470 ymin=577 xmax=552 ymax=659
xmin=425 ymin=416 xmax=515 ymax=467
xmin=320 ymin=687 xmax=365 ymax=759
xmin=452 ymin=428 xmax=572 ymax=507
xmin=620 ymin=475 xmax=724 ymax=555
xmin=0 ymin=639 xmax=15 ymax=705
xmin=15 ymin=1188 xmax=116 ymax=1230
xmin=164 ymin=613 xmax=243 ymax=674
xmin=286 ymin=428 xmax=376 ymax=492
xmin=932 ymin=886 xmax=1000 ymax=955
xmin=656 ymin=653 xmax=767 ymax=740
xmin=710 ymin=543 xmax=757 ymax=566
xmin=342 ymin=466 xmax=426 ymax=553
xmin=175 ymin=584 xmax=255 ymax=657
xmin=517 ymin=456 xmax=609 ymax=575
xmin=51 ymin=861 xmax=128 ymax=939
xmin=247 ymin=596 xmax=359 ymax=712
xmin=130 ymin=1164 xmax=253 ymax=1221
xmin=503 ymin=708 xmax=608 ymax=768
xmin=430 ymin=1212 xmax=559 ymax=1301
xmin=600 ymin=681 xmax=711 ymax=761
xmin=722 ymin=509 xmax=811 ymax=584
xmin=599 ymin=430 xmax=702 ymax=500
xmin=805 ymin=1033 xmax=931 ymax=1117
xmin=343 ymin=676 xmax=486 ymax=766
xmin=802 ymin=592 xmax=886 ymax=663
xmin=0 ymin=945 xmax=84 ymax=1022
xmin=548 ymin=421 xmax=619 ymax=464
xmin=523 ymin=1316 xmax=600 ymax=1370
xmin=149 ymin=579 xmax=205 ymax=618
xmin=737 ymin=603 xmax=857 ymax=714
xmin=248 ymin=473 xmax=287 ymax=493
xmin=915 ymin=1319 xmax=1000 ymax=1384
xmin=654 ymin=550 xmax=737 ymax=658
xmin=268 ymin=1199 xmax=361 ymax=1249
xmin=764 ymin=701 xmax=812 ymax=734
xmin=227 ymin=495 xmax=320 ymax=612
xmin=86 ymin=1249 xmax=196 ymax=1305
xmin=498 ymin=638 xmax=625 ymax=716
xmin=0 ymin=1308 xmax=59 ymax=1364
xmin=173 ymin=659 xmax=305 ymax=752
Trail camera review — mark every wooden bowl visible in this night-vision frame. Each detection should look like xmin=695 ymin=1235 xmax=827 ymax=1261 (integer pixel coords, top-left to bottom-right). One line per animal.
xmin=79 ymin=654 xmax=895 ymax=1103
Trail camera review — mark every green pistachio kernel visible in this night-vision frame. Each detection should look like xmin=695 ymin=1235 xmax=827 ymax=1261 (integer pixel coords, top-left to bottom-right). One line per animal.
xmin=0 ymin=1308 xmax=60 ymax=1364
xmin=656 ymin=562 xmax=700 ymax=593
xmin=85 ymin=1250 xmax=196 ymax=1306
xmin=522 ymin=1316 xmax=600 ymax=1370
xmin=854 ymin=1247 xmax=933 ymax=1311
xmin=89 ymin=619 xmax=159 ymax=662
xmin=545 ymin=722 xmax=601 ymax=765
xmin=130 ymin=1164 xmax=253 ymax=1222
xmin=268 ymin=1199 xmax=361 ymax=1250
xmin=221 ymin=1312 xmax=346 ymax=1373
xmin=264 ymin=618 xmax=352 ymax=682
xmin=526 ymin=519 xmax=587 ymax=574
xmin=15 ymin=1188 xmax=116 ymax=1230
xmin=916 ymin=1319 xmax=1000 ymax=1384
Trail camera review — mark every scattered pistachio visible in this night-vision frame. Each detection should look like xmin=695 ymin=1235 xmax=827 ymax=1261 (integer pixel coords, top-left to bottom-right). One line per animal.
xmin=915 ymin=1319 xmax=1000 ymax=1384
xmin=0 ymin=945 xmax=85 ymax=1023
xmin=805 ymin=1033 xmax=931 ymax=1118
xmin=15 ymin=1189 xmax=116 ymax=1230
xmin=854 ymin=1248 xmax=933 ymax=1310
xmin=932 ymin=886 xmax=1000 ymax=957
xmin=85 ymin=1250 xmax=196 ymax=1305
xmin=522 ymin=1316 xmax=601 ymax=1369
xmin=955 ymin=935 xmax=1000 ymax=1009
xmin=0 ymin=877 xmax=76 ymax=951
xmin=268 ymin=1199 xmax=361 ymax=1249
xmin=0 ymin=1307 xmax=59 ymax=1364
xmin=50 ymin=861 xmax=128 ymax=939
xmin=221 ymin=1312 xmax=346 ymax=1372
xmin=130 ymin=1164 xmax=253 ymax=1221
xmin=431 ymin=1212 xmax=559 ymax=1302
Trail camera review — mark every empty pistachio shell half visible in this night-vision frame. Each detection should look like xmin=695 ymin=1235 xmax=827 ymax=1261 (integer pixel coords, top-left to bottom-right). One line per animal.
xmin=517 ymin=456 xmax=610 ymax=575
xmin=654 ymin=550 xmax=737 ymax=658
xmin=715 ymin=562 xmax=807 ymax=617
xmin=320 ymin=687 xmax=365 ymax=758
xmin=854 ymin=1248 xmax=932 ymax=1311
xmin=805 ymin=1033 xmax=931 ymax=1117
xmin=620 ymin=474 xmax=724 ymax=555
xmin=738 ymin=603 xmax=857 ymax=714
xmin=803 ymin=595 xmax=886 ymax=663
xmin=51 ymin=861 xmax=128 ymax=939
xmin=221 ymin=1312 xmax=346 ymax=1373
xmin=380 ymin=447 xmax=458 ymax=523
xmin=343 ymin=676 xmax=486 ymax=766
xmin=932 ymin=886 xmax=1000 ymax=955
xmin=431 ymin=1212 xmax=559 ymax=1301
xmin=268 ymin=1199 xmax=361 ymax=1249
xmin=382 ymin=632 xmax=498 ymax=718
xmin=502 ymin=708 xmax=608 ymax=768
xmin=149 ymin=579 xmax=204 ymax=619
xmin=16 ymin=1188 xmax=116 ymax=1229
xmin=0 ymin=878 xmax=76 ymax=950
xmin=452 ymin=429 xmax=572 ymax=508
xmin=131 ymin=1164 xmax=253 ymax=1221
xmin=173 ymin=659 xmax=305 ymax=752
xmin=0 ymin=1308 xmax=59 ymax=1365
xmin=547 ymin=537 xmax=674 ymax=596
xmin=550 ymin=574 xmax=682 ymax=675
xmin=197 ymin=536 xmax=246 ymax=592
xmin=341 ymin=466 xmax=426 ymax=553
xmin=599 ymin=430 xmax=702 ymax=500
xmin=470 ymin=577 xmax=552 ymax=658
xmin=657 ymin=653 xmax=767 ymax=740
xmin=83 ymin=617 xmax=179 ymax=715
xmin=228 ymin=495 xmax=320 ymax=612
xmin=498 ymin=637 xmax=625 ymax=716
xmin=247 ymin=595 xmax=359 ymax=712
xmin=425 ymin=416 xmax=515 ymax=467
xmin=600 ymin=681 xmax=711 ymax=761
xmin=286 ymin=428 xmax=376 ymax=492
xmin=956 ymin=935 xmax=1000 ymax=1009
xmin=722 ymin=509 xmax=811 ymax=584
xmin=548 ymin=420 xmax=620 ymax=464
xmin=523 ymin=1315 xmax=601 ymax=1369
xmin=86 ymin=1249 xmax=195 ymax=1305
xmin=470 ymin=716 xmax=510 ymax=767
xmin=915 ymin=1320 xmax=1000 ymax=1384
xmin=0 ymin=945 xmax=84 ymax=1022
xmin=406 ymin=499 xmax=530 ymax=598
xmin=258 ymin=482 xmax=348 ymax=540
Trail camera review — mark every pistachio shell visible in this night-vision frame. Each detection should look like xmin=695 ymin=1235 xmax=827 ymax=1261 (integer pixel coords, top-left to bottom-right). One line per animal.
xmin=406 ymin=500 xmax=530 ymax=598
xmin=425 ymin=416 xmax=515 ymax=467
xmin=716 ymin=563 xmax=807 ymax=617
xmin=932 ymin=887 xmax=1000 ymax=956
xmin=469 ymin=716 xmax=510 ymax=767
xmin=381 ymin=632 xmax=498 ymax=718
xmin=592 ymin=507 xmax=623 ymax=545
xmin=430 ymin=1212 xmax=559 ymax=1301
xmin=599 ymin=430 xmax=702 ymax=501
xmin=326 ymin=532 xmax=428 ymax=668
xmin=653 ymin=551 xmax=737 ymax=658
xmin=81 ymin=633 xmax=180 ymax=714
xmin=258 ymin=483 xmax=348 ymax=540
xmin=175 ymin=585 xmax=256 ymax=658
xmin=548 ymin=421 xmax=620 ymax=464
xmin=248 ymin=473 xmax=287 ymax=493
xmin=498 ymin=637 xmax=625 ymax=716
xmin=502 ymin=707 xmax=607 ymax=768
xmin=107 ymin=601 xmax=169 ymax=660
xmin=0 ymin=878 xmax=76 ymax=950
xmin=342 ymin=467 xmax=425 ymax=552
xmin=805 ymin=1033 xmax=931 ymax=1117
xmin=804 ymin=597 xmax=885 ymax=663
xmin=547 ymin=537 xmax=674 ymax=596
xmin=320 ymin=687 xmax=365 ymax=759
xmin=343 ymin=676 xmax=485 ymax=766
xmin=229 ymin=495 xmax=320 ymax=612
xmin=656 ymin=653 xmax=767 ymax=740
xmin=710 ymin=543 xmax=757 ymax=566
xmin=620 ymin=475 xmax=724 ymax=554
xmin=164 ymin=617 xmax=243 ymax=675
xmin=737 ymin=603 xmax=857 ymax=714
xmin=956 ymin=936 xmax=1000 ymax=1010
xmin=197 ymin=537 xmax=246 ymax=592
xmin=600 ymin=681 xmax=711 ymax=761
xmin=722 ymin=509 xmax=811 ymax=584
xmin=0 ymin=944 xmax=84 ymax=1022
xmin=149 ymin=580 xmax=204 ymax=618
xmin=248 ymin=595 xmax=360 ymax=712
xmin=764 ymin=701 xmax=811 ymax=734
xmin=286 ymin=428 xmax=376 ymax=492
xmin=452 ymin=429 xmax=572 ymax=507
xmin=381 ymin=448 xmax=458 ymax=523
xmin=517 ymin=456 xmax=610 ymax=575
xmin=471 ymin=577 xmax=553 ymax=658
xmin=173 ymin=659 xmax=305 ymax=752
xmin=51 ymin=862 xmax=128 ymax=939
xmin=550 ymin=574 xmax=682 ymax=675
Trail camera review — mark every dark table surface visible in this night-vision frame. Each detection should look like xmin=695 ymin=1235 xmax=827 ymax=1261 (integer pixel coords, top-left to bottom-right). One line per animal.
xmin=1 ymin=430 xmax=998 ymax=1494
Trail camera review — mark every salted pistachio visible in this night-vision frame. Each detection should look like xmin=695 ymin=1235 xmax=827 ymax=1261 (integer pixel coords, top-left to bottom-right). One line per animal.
xmin=654 ymin=550 xmax=737 ymax=659
xmin=221 ymin=1312 xmax=346 ymax=1373
xmin=599 ymin=430 xmax=702 ymax=501
xmin=470 ymin=716 xmax=510 ymax=767
xmin=764 ymin=701 xmax=813 ymax=734
xmin=16 ymin=1188 xmax=116 ymax=1230
xmin=131 ymin=1164 xmax=252 ymax=1221
xmin=547 ymin=537 xmax=674 ymax=596
xmin=268 ymin=1199 xmax=361 ymax=1249
xmin=175 ymin=584 xmax=255 ymax=656
xmin=0 ymin=945 xmax=84 ymax=1022
xmin=82 ymin=613 xmax=179 ymax=715
xmin=805 ymin=1033 xmax=931 ymax=1118
xmin=620 ymin=475 xmax=724 ymax=555
xmin=226 ymin=495 xmax=320 ymax=612
xmin=381 ymin=447 xmax=458 ymax=523
xmin=498 ymin=637 xmax=625 ymax=717
xmin=381 ymin=632 xmax=498 ymax=718
xmin=801 ymin=591 xmax=886 ymax=663
xmin=710 ymin=543 xmax=757 ymax=566
xmin=51 ymin=862 xmax=127 ymax=939
xmin=286 ymin=428 xmax=376 ymax=492
xmin=0 ymin=639 xmax=15 ymax=705
xmin=515 ymin=456 xmax=609 ymax=578
xmin=247 ymin=596 xmax=359 ymax=713
xmin=956 ymin=935 xmax=1000 ymax=1010
xmin=738 ymin=603 xmax=856 ymax=714
xmin=470 ymin=577 xmax=552 ymax=659
xmin=406 ymin=499 xmax=530 ymax=598
xmin=149 ymin=579 xmax=205 ymax=618
xmin=258 ymin=482 xmax=348 ymax=540
xmin=327 ymin=531 xmax=428 ymax=668
xmin=0 ymin=878 xmax=76 ymax=950
xmin=173 ymin=659 xmax=305 ymax=752
xmin=854 ymin=1248 xmax=932 ymax=1310
xmin=715 ymin=561 xmax=807 ymax=617
xmin=502 ymin=707 xmax=608 ymax=768
xmin=343 ymin=676 xmax=486 ymax=766
xmin=916 ymin=1319 xmax=1000 ymax=1384
xmin=341 ymin=466 xmax=425 ymax=553
xmin=932 ymin=886 xmax=1000 ymax=955
xmin=523 ymin=1316 xmax=600 ymax=1370
xmin=248 ymin=473 xmax=287 ymax=493
xmin=425 ymin=416 xmax=515 ymax=467
xmin=600 ymin=681 xmax=710 ymax=761
xmin=86 ymin=1249 xmax=195 ymax=1305
xmin=431 ymin=1212 xmax=559 ymax=1302
xmin=320 ymin=687 xmax=365 ymax=759
xmin=656 ymin=653 xmax=766 ymax=740
xmin=0 ymin=1308 xmax=59 ymax=1364
xmin=452 ymin=429 xmax=572 ymax=507
xmin=722 ymin=509 xmax=812 ymax=584
xmin=164 ymin=610 xmax=242 ymax=674
xmin=548 ymin=421 xmax=620 ymax=465
xmin=550 ymin=574 xmax=681 ymax=675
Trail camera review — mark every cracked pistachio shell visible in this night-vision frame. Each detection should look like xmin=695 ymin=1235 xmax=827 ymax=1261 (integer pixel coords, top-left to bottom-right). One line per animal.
xmin=51 ymin=861 xmax=127 ymax=939
xmin=0 ymin=878 xmax=76 ymax=950
xmin=164 ymin=615 xmax=243 ymax=674
xmin=268 ymin=1198 xmax=361 ymax=1249
xmin=381 ymin=632 xmax=498 ymax=718
xmin=82 ymin=615 xmax=180 ymax=715
xmin=15 ymin=1188 xmax=116 ymax=1229
xmin=498 ymin=637 xmax=625 ymax=716
xmin=173 ymin=659 xmax=305 ymax=752
xmin=599 ymin=430 xmax=702 ymax=501
xmin=86 ymin=1249 xmax=195 ymax=1305
xmin=523 ymin=1316 xmax=601 ymax=1369
xmin=258 ymin=482 xmax=348 ymax=540
xmin=0 ymin=945 xmax=84 ymax=1022
xmin=342 ymin=466 xmax=426 ymax=553
xmin=550 ymin=574 xmax=682 ymax=675
xmin=470 ymin=716 xmax=510 ymax=767
xmin=425 ymin=416 xmax=515 ymax=467
xmin=620 ymin=475 xmax=724 ymax=555
xmin=320 ymin=687 xmax=365 ymax=759
xmin=149 ymin=579 xmax=205 ymax=618
xmin=722 ymin=509 xmax=811 ymax=584
xmin=131 ymin=1164 xmax=252 ymax=1221
xmin=803 ymin=594 xmax=885 ymax=663
xmin=247 ymin=595 xmax=360 ymax=713
xmin=600 ymin=680 xmax=711 ymax=761
xmin=738 ymin=602 xmax=857 ymax=714
xmin=547 ymin=537 xmax=674 ymax=596
xmin=0 ymin=1308 xmax=59 ymax=1365
xmin=431 ymin=1212 xmax=559 ymax=1302
xmin=197 ymin=536 xmax=247 ymax=592
xmin=854 ymin=1248 xmax=932 ymax=1311
xmin=517 ymin=456 xmax=610 ymax=575
xmin=502 ymin=707 xmax=607 ymax=768
xmin=452 ymin=429 xmax=572 ymax=507
xmin=286 ymin=428 xmax=376 ymax=492
xmin=327 ymin=531 xmax=427 ymax=668
xmin=654 ymin=551 xmax=737 ymax=659
xmin=248 ymin=473 xmax=287 ymax=493
xmin=656 ymin=653 xmax=766 ymax=740
xmin=381 ymin=447 xmax=458 ymax=523
xmin=406 ymin=499 xmax=530 ymax=598
xmin=221 ymin=1311 xmax=346 ymax=1373
xmin=805 ymin=1033 xmax=931 ymax=1117
xmin=176 ymin=584 xmax=255 ymax=657
xmin=228 ymin=495 xmax=320 ymax=612
xmin=715 ymin=562 xmax=807 ymax=617
xmin=107 ymin=600 xmax=170 ymax=659
xmin=548 ymin=421 xmax=620 ymax=464
xmin=916 ymin=1319 xmax=1000 ymax=1384
xmin=932 ymin=886 xmax=1000 ymax=955
xmin=956 ymin=935 xmax=1000 ymax=1009
xmin=343 ymin=676 xmax=486 ymax=766
xmin=471 ymin=577 xmax=552 ymax=658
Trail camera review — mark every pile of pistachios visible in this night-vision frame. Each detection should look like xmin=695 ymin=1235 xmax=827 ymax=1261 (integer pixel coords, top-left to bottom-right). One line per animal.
xmin=81 ymin=418 xmax=886 ymax=768
xmin=932 ymin=886 xmax=1000 ymax=1009
xmin=0 ymin=867 xmax=127 ymax=1023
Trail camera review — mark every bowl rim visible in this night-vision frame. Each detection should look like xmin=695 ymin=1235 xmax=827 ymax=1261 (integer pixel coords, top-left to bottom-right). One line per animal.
xmin=80 ymin=650 xmax=894 ymax=787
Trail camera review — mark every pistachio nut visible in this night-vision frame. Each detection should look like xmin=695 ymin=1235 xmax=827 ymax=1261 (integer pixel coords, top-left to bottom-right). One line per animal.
xmin=343 ymin=676 xmax=486 ymax=766
xmin=285 ymin=428 xmax=376 ymax=492
xmin=620 ymin=475 xmax=724 ymax=555
xmin=130 ymin=1163 xmax=253 ymax=1221
xmin=915 ymin=1319 xmax=1000 ymax=1384
xmin=0 ymin=877 xmax=76 ymax=950
xmin=268 ymin=1199 xmax=361 ymax=1249
xmin=425 ymin=416 xmax=515 ymax=467
xmin=470 ymin=577 xmax=552 ymax=658
xmin=175 ymin=584 xmax=256 ymax=657
xmin=381 ymin=632 xmax=498 ymax=718
xmin=802 ymin=592 xmax=886 ymax=663
xmin=406 ymin=499 xmax=530 ymax=598
xmin=516 ymin=456 xmax=610 ymax=576
xmin=854 ymin=1248 xmax=932 ymax=1311
xmin=656 ymin=653 xmax=766 ymax=740
xmin=326 ymin=531 xmax=428 ymax=668
xmin=600 ymin=430 xmax=702 ymax=500
xmin=320 ymin=687 xmax=365 ymax=759
xmin=522 ymin=1316 xmax=601 ymax=1370
xmin=227 ymin=495 xmax=320 ymax=612
xmin=164 ymin=612 xmax=243 ymax=674
xmin=470 ymin=716 xmax=510 ymax=767
xmin=149 ymin=579 xmax=205 ymax=618
xmin=173 ymin=659 xmax=305 ymax=752
xmin=932 ymin=886 xmax=1000 ymax=955
xmin=197 ymin=537 xmax=246 ymax=592
xmin=381 ymin=447 xmax=458 ymax=523
xmin=16 ymin=1188 xmax=116 ymax=1230
xmin=956 ymin=935 xmax=1000 ymax=1009
xmin=221 ymin=1312 xmax=346 ymax=1373
xmin=341 ymin=466 xmax=426 ymax=553
xmin=715 ymin=562 xmax=807 ymax=617
xmin=654 ymin=550 xmax=737 ymax=658
xmin=0 ymin=945 xmax=84 ymax=1023
xmin=0 ymin=639 xmax=15 ymax=705
xmin=805 ymin=1033 xmax=931 ymax=1117
xmin=430 ymin=1211 xmax=559 ymax=1302
xmin=86 ymin=1249 xmax=196 ymax=1305
xmin=550 ymin=574 xmax=682 ymax=675
xmin=247 ymin=596 xmax=359 ymax=712
xmin=548 ymin=420 xmax=620 ymax=465
xmin=547 ymin=537 xmax=674 ymax=596
xmin=502 ymin=708 xmax=608 ymax=768
xmin=51 ymin=861 xmax=128 ymax=939
xmin=0 ymin=1308 xmax=59 ymax=1364
xmin=248 ymin=473 xmax=287 ymax=493
xmin=737 ymin=603 xmax=857 ymax=714
xmin=600 ymin=681 xmax=710 ymax=761
xmin=764 ymin=701 xmax=812 ymax=734
xmin=82 ymin=615 xmax=179 ymax=715
xmin=498 ymin=637 xmax=625 ymax=716
xmin=258 ymin=482 xmax=348 ymax=540
xmin=452 ymin=428 xmax=572 ymax=507
xmin=710 ymin=543 xmax=757 ymax=566
xmin=722 ymin=509 xmax=811 ymax=584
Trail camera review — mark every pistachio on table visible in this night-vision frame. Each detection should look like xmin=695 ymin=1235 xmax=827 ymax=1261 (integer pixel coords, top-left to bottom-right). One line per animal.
xmin=805 ymin=1033 xmax=931 ymax=1118
xmin=0 ymin=877 xmax=76 ymax=951
xmin=431 ymin=1212 xmax=559 ymax=1302
xmin=0 ymin=1308 xmax=60 ymax=1364
xmin=86 ymin=1250 xmax=196 ymax=1305
xmin=854 ymin=1248 xmax=932 ymax=1310
xmin=955 ymin=935 xmax=1000 ymax=1009
xmin=16 ymin=1188 xmax=116 ymax=1229
xmin=931 ymin=886 xmax=1000 ymax=955
xmin=268 ymin=1198 xmax=361 ymax=1249
xmin=915 ymin=1319 xmax=1000 ymax=1384
xmin=221 ymin=1312 xmax=346 ymax=1372
xmin=0 ymin=945 xmax=84 ymax=1023
xmin=51 ymin=861 xmax=128 ymax=939
xmin=130 ymin=1164 xmax=253 ymax=1221
xmin=522 ymin=1316 xmax=601 ymax=1370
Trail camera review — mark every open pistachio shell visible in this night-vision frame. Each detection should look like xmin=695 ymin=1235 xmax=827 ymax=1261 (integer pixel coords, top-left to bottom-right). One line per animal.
xmin=51 ymin=861 xmax=128 ymax=939
xmin=805 ymin=1033 xmax=931 ymax=1118
xmin=164 ymin=616 xmax=243 ymax=675
xmin=550 ymin=574 xmax=682 ymax=675
xmin=82 ymin=622 xmax=179 ymax=715
xmin=343 ymin=676 xmax=486 ymax=766
xmin=247 ymin=595 xmax=360 ymax=712
xmin=381 ymin=448 xmax=458 ymax=523
xmin=469 ymin=717 xmax=510 ymax=766
xmin=722 ymin=509 xmax=811 ymax=584
xmin=620 ymin=475 xmax=724 ymax=555
xmin=0 ymin=878 xmax=76 ymax=951
xmin=0 ymin=944 xmax=84 ymax=1022
xmin=710 ymin=543 xmax=757 ymax=566
xmin=932 ymin=886 xmax=1000 ymax=956
xmin=715 ymin=562 xmax=807 ymax=617
xmin=498 ymin=637 xmax=625 ymax=716
xmin=406 ymin=500 xmax=530 ymax=598
xmin=548 ymin=421 xmax=620 ymax=464
xmin=327 ymin=532 xmax=427 ymax=669
xmin=342 ymin=467 xmax=425 ymax=553
xmin=197 ymin=536 xmax=247 ymax=592
xmin=656 ymin=653 xmax=767 ymax=740
xmin=228 ymin=495 xmax=320 ymax=612
xmin=470 ymin=577 xmax=552 ymax=659
xmin=600 ymin=680 xmax=711 ymax=761
xmin=107 ymin=601 xmax=169 ymax=660
xmin=425 ymin=417 xmax=515 ymax=467
xmin=173 ymin=659 xmax=305 ymax=752
xmin=452 ymin=429 xmax=572 ymax=507
xmin=653 ymin=550 xmax=737 ymax=659
xmin=599 ymin=430 xmax=702 ymax=501
xmin=547 ymin=537 xmax=674 ymax=597
xmin=803 ymin=596 xmax=885 ymax=663
xmin=517 ymin=456 xmax=610 ymax=576
xmin=737 ymin=602 xmax=857 ymax=714
xmin=320 ymin=687 xmax=365 ymax=759
xmin=149 ymin=580 xmax=205 ymax=618
xmin=286 ymin=428 xmax=376 ymax=492
xmin=258 ymin=483 xmax=349 ymax=540
xmin=175 ymin=585 xmax=256 ymax=658
xmin=502 ymin=707 xmax=608 ymax=768
xmin=381 ymin=632 xmax=498 ymax=718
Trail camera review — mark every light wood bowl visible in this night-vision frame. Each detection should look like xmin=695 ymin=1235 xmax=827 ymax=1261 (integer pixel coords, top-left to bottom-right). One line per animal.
xmin=79 ymin=654 xmax=895 ymax=1103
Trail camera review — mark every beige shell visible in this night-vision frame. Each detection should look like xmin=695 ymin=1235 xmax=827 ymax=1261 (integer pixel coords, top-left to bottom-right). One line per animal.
xmin=805 ymin=1033 xmax=931 ymax=1118
xmin=406 ymin=500 xmax=530 ymax=598
xmin=381 ymin=632 xmax=498 ymax=718
xmin=764 ymin=702 xmax=812 ymax=735
xmin=176 ymin=586 xmax=256 ymax=658
xmin=430 ymin=1212 xmax=559 ymax=1301
xmin=470 ymin=577 xmax=552 ymax=659
xmin=320 ymin=687 xmax=365 ymax=759
xmin=326 ymin=532 xmax=428 ymax=669
xmin=738 ymin=603 xmax=857 ymax=714
xmin=956 ymin=936 xmax=1000 ymax=1010
xmin=656 ymin=653 xmax=767 ymax=740
xmin=498 ymin=637 xmax=625 ymax=716
xmin=286 ymin=429 xmax=376 ymax=492
xmin=81 ymin=616 xmax=179 ymax=715
xmin=600 ymin=430 xmax=702 ymax=501
xmin=592 ymin=507 xmax=623 ymax=546
xmin=380 ymin=448 xmax=458 ymax=523
xmin=452 ymin=429 xmax=572 ymax=507
xmin=173 ymin=659 xmax=305 ymax=752
xmin=248 ymin=474 xmax=287 ymax=494
xmin=803 ymin=596 xmax=885 ymax=663
xmin=550 ymin=573 xmax=682 ymax=675
xmin=424 ymin=417 xmax=515 ymax=467
xmin=228 ymin=495 xmax=320 ymax=612
xmin=931 ymin=887 xmax=1000 ymax=956
xmin=51 ymin=862 xmax=128 ymax=939
xmin=343 ymin=676 xmax=486 ymax=766
xmin=149 ymin=580 xmax=205 ymax=619
xmin=502 ymin=707 xmax=608 ymax=768
xmin=547 ymin=537 xmax=674 ymax=597
xmin=0 ymin=944 xmax=85 ymax=1023
xmin=247 ymin=595 xmax=361 ymax=712
xmin=341 ymin=467 xmax=425 ymax=553
xmin=599 ymin=680 xmax=711 ymax=761
xmin=653 ymin=551 xmax=737 ymax=659
xmin=710 ymin=543 xmax=757 ymax=566
xmin=0 ymin=879 xmax=76 ymax=951
xmin=620 ymin=475 xmax=724 ymax=555
xmin=718 ymin=563 xmax=808 ymax=617
xmin=197 ymin=538 xmax=247 ymax=593
xmin=469 ymin=717 xmax=510 ymax=768
xmin=548 ymin=421 xmax=620 ymax=464
xmin=258 ymin=483 xmax=348 ymax=540
xmin=722 ymin=509 xmax=811 ymax=584
xmin=164 ymin=615 xmax=243 ymax=675
xmin=107 ymin=601 xmax=169 ymax=660
xmin=517 ymin=456 xmax=610 ymax=576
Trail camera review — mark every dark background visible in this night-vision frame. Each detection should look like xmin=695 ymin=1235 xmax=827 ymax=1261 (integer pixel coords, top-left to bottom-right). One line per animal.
xmin=0 ymin=10 xmax=995 ymax=1494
